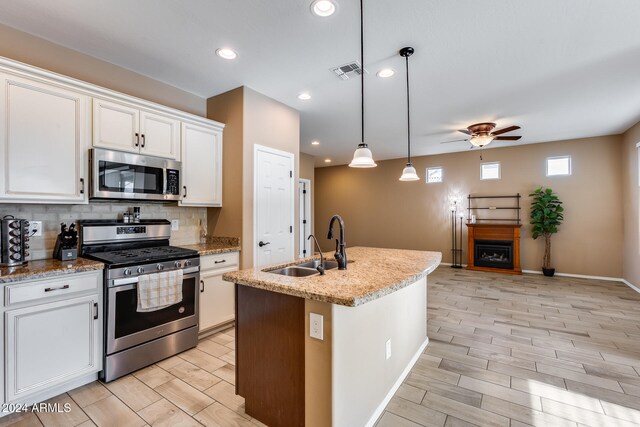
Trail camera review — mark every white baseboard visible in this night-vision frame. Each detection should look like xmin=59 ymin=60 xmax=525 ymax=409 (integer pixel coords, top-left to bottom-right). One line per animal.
xmin=521 ymin=270 xmax=640 ymax=295
xmin=365 ymin=337 xmax=429 ymax=427
xmin=622 ymin=279 xmax=640 ymax=294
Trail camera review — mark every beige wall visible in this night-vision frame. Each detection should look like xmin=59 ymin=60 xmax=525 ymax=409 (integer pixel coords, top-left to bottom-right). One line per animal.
xmin=242 ymin=87 xmax=300 ymax=268
xmin=300 ymin=153 xmax=316 ymax=245
xmin=315 ymin=136 xmax=624 ymax=277
xmin=0 ymin=23 xmax=205 ymax=115
xmin=207 ymin=87 xmax=244 ymax=243
xmin=622 ymin=121 xmax=640 ymax=287
xmin=206 ymin=87 xmax=300 ymax=268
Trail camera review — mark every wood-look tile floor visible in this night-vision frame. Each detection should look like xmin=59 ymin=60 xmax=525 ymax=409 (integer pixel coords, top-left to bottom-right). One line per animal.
xmin=376 ymin=267 xmax=640 ymax=427
xmin=0 ymin=327 xmax=268 ymax=427
xmin=3 ymin=266 xmax=640 ymax=426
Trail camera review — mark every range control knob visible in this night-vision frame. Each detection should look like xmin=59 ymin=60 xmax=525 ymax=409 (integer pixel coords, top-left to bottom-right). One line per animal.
xmin=123 ymin=268 xmax=132 ymax=276
xmin=174 ymin=261 xmax=181 ymax=268
xmin=157 ymin=263 xmax=164 ymax=271
xmin=23 ymin=236 xmax=29 ymax=242
xmin=24 ymin=244 xmax=29 ymax=249
xmin=10 ymin=253 xmax=20 ymax=261
xmin=24 ymin=251 xmax=29 ymax=257
xmin=9 ymin=237 xmax=20 ymax=245
xmin=9 ymin=229 xmax=20 ymax=237
xmin=10 ymin=246 xmax=20 ymax=253
xmin=9 ymin=221 xmax=20 ymax=229
xmin=184 ymin=260 xmax=192 ymax=267
xmin=137 ymin=267 xmax=145 ymax=274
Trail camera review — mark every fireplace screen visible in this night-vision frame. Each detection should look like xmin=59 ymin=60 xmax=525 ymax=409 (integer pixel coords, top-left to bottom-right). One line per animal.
xmin=474 ymin=240 xmax=513 ymax=269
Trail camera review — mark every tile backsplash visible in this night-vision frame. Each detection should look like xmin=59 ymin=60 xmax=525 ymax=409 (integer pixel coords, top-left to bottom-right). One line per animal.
xmin=0 ymin=202 xmax=206 ymax=260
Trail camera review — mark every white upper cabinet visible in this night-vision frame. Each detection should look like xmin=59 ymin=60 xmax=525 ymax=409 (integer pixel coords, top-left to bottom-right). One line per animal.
xmin=0 ymin=73 xmax=89 ymax=204
xmin=93 ymin=99 xmax=180 ymax=160
xmin=180 ymin=122 xmax=223 ymax=207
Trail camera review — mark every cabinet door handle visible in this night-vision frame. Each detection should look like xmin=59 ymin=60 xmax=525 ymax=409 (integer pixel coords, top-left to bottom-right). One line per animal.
xmin=141 ymin=134 xmax=146 ymax=148
xmin=93 ymin=302 xmax=99 ymax=320
xmin=183 ymin=186 xmax=187 ymax=198
xmin=135 ymin=132 xmax=140 ymax=147
xmin=214 ymin=260 xmax=226 ymax=264
xmin=44 ymin=284 xmax=70 ymax=292
xmin=80 ymin=178 xmax=85 ymax=194
xmin=200 ymin=280 xmax=205 ymax=293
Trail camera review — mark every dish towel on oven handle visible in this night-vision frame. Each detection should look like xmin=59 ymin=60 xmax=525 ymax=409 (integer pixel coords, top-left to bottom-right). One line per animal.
xmin=137 ymin=270 xmax=184 ymax=312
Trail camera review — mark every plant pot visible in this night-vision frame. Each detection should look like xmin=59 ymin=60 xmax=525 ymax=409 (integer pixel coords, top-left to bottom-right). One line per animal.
xmin=542 ymin=267 xmax=555 ymax=277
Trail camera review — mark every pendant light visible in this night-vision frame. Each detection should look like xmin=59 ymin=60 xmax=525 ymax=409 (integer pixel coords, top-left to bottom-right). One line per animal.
xmin=399 ymin=46 xmax=419 ymax=181
xmin=348 ymin=0 xmax=377 ymax=168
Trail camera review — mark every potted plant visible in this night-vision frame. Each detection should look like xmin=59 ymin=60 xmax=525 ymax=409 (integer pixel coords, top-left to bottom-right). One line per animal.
xmin=529 ymin=187 xmax=564 ymax=277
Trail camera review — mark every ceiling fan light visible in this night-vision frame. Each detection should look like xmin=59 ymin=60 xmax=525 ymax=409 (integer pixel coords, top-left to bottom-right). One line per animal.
xmin=349 ymin=143 xmax=377 ymax=168
xmin=399 ymin=163 xmax=419 ymax=181
xmin=469 ymin=135 xmax=494 ymax=147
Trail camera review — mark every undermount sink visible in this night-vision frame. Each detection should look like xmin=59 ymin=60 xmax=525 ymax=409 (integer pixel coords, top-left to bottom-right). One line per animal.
xmin=296 ymin=260 xmax=339 ymax=270
xmin=267 ymin=266 xmax=319 ymax=277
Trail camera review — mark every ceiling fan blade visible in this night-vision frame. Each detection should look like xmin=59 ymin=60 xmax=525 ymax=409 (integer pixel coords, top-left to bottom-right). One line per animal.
xmin=439 ymin=138 xmax=469 ymax=144
xmin=493 ymin=136 xmax=522 ymax=141
xmin=458 ymin=129 xmax=471 ymax=135
xmin=491 ymin=125 xmax=520 ymax=136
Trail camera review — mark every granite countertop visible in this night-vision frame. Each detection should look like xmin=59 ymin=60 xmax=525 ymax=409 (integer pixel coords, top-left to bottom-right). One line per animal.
xmin=180 ymin=236 xmax=241 ymax=256
xmin=0 ymin=258 xmax=105 ymax=284
xmin=223 ymin=246 xmax=441 ymax=307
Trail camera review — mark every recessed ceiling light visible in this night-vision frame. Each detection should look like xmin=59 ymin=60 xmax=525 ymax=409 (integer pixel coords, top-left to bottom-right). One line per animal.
xmin=216 ymin=48 xmax=237 ymax=60
xmin=377 ymin=68 xmax=395 ymax=78
xmin=324 ymin=158 xmax=332 ymax=163
xmin=311 ymin=141 xmax=320 ymax=146
xmin=310 ymin=0 xmax=336 ymax=17
xmin=298 ymin=92 xmax=312 ymax=100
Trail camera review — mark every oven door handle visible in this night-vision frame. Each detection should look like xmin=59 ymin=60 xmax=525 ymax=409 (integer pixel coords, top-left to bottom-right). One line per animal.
xmin=111 ymin=267 xmax=200 ymax=287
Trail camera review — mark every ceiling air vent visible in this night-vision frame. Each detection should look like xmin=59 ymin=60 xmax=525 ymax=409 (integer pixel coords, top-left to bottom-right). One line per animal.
xmin=331 ymin=61 xmax=366 ymax=80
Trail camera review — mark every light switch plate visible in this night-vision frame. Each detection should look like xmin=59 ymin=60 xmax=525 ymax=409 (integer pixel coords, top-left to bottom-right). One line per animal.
xmin=310 ymin=313 xmax=324 ymax=340
xmin=385 ymin=339 xmax=391 ymax=360
xmin=171 ymin=219 xmax=179 ymax=231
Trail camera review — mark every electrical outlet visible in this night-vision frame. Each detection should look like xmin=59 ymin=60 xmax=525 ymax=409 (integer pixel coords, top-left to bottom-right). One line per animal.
xmin=30 ymin=221 xmax=42 ymax=237
xmin=171 ymin=219 xmax=179 ymax=231
xmin=310 ymin=313 xmax=324 ymax=340
xmin=385 ymin=339 xmax=391 ymax=360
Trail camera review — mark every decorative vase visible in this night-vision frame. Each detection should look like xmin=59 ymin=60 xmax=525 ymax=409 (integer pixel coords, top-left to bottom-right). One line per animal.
xmin=542 ymin=267 xmax=555 ymax=277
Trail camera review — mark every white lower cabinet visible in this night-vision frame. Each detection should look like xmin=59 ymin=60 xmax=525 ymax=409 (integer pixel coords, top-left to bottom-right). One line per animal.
xmin=199 ymin=252 xmax=238 ymax=333
xmin=5 ymin=295 xmax=100 ymax=402
xmin=1 ymin=270 xmax=102 ymax=408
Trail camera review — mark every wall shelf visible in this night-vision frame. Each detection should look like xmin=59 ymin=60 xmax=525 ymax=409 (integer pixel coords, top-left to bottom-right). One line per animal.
xmin=467 ymin=194 xmax=521 ymax=224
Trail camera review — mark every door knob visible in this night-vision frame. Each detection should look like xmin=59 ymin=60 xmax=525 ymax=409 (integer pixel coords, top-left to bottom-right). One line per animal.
xmin=258 ymin=241 xmax=271 ymax=247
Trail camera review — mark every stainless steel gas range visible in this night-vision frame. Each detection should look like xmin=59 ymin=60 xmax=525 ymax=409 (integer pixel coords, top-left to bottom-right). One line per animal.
xmin=79 ymin=219 xmax=200 ymax=382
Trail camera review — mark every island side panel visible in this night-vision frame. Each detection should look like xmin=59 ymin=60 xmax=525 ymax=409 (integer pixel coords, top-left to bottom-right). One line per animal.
xmin=236 ymin=284 xmax=305 ymax=427
xmin=305 ymin=299 xmax=333 ymax=427
xmin=331 ymin=276 xmax=428 ymax=427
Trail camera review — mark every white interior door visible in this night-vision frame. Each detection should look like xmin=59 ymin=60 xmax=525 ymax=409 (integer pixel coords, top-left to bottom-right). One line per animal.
xmin=299 ymin=179 xmax=311 ymax=258
xmin=254 ymin=145 xmax=294 ymax=268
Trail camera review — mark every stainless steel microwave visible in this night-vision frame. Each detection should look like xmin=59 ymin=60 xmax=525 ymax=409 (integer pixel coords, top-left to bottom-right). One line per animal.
xmin=90 ymin=148 xmax=181 ymax=201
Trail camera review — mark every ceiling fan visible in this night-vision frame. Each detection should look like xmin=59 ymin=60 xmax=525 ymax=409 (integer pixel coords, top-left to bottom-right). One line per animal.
xmin=441 ymin=122 xmax=522 ymax=147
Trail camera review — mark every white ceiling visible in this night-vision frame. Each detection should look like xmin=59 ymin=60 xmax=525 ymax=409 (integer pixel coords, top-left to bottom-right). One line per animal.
xmin=1 ymin=0 xmax=640 ymax=166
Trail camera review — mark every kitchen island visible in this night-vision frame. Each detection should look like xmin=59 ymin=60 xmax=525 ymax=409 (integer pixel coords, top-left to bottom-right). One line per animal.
xmin=223 ymin=247 xmax=441 ymax=427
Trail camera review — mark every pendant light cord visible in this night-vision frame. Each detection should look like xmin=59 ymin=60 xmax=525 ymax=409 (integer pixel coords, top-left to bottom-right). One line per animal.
xmin=360 ymin=0 xmax=365 ymax=145
xmin=405 ymin=53 xmax=411 ymax=163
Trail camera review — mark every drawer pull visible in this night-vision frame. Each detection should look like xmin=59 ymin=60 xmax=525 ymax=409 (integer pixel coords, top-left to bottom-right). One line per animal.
xmin=214 ymin=260 xmax=226 ymax=264
xmin=93 ymin=302 xmax=99 ymax=320
xmin=44 ymin=284 xmax=70 ymax=292
xmin=200 ymin=280 xmax=205 ymax=293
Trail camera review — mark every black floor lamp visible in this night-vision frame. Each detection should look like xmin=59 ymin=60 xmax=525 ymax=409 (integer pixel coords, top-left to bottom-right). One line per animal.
xmin=451 ymin=202 xmax=464 ymax=268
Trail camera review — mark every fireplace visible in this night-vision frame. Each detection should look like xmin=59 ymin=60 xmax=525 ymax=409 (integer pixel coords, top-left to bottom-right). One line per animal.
xmin=466 ymin=223 xmax=521 ymax=274
xmin=474 ymin=240 xmax=513 ymax=269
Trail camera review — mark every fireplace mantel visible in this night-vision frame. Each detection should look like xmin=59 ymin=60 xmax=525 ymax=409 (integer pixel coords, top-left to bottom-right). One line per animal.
xmin=466 ymin=223 xmax=522 ymax=275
